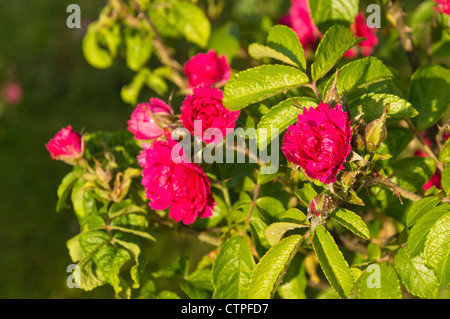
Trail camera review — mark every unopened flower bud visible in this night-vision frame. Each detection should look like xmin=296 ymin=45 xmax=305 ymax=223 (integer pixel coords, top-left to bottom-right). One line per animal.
xmin=352 ymin=133 xmax=366 ymax=151
xmin=46 ymin=126 xmax=85 ymax=165
xmin=308 ymin=193 xmax=333 ymax=217
xmin=364 ymin=107 xmax=389 ymax=152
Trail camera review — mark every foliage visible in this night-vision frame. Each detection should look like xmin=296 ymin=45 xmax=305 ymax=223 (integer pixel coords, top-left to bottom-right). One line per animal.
xmin=49 ymin=0 xmax=450 ymax=299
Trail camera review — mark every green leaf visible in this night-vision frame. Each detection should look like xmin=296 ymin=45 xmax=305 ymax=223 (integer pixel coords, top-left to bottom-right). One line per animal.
xmin=208 ymin=23 xmax=240 ymax=62
xmin=439 ymin=138 xmax=450 ymax=164
xmin=408 ymin=205 xmax=450 ymax=257
xmin=212 ymin=236 xmax=255 ymax=299
xmin=394 ymin=247 xmax=439 ymax=299
xmin=356 ymin=263 xmax=402 ymax=299
xmin=67 ymin=235 xmax=84 ymax=263
xmin=181 ymin=268 xmax=214 ymax=299
xmin=249 ymin=25 xmax=306 ymax=70
xmin=309 ymin=0 xmax=359 ymax=34
xmin=172 ymin=2 xmax=210 ymax=48
xmin=256 ymin=97 xmax=317 ymax=147
xmin=277 ymin=256 xmax=307 ymax=299
xmin=108 ymin=200 xmax=147 ymax=219
xmin=114 ymin=238 xmax=143 ymax=289
xmin=391 ymin=157 xmax=436 ymax=192
xmin=255 ymin=197 xmax=286 ymax=223
xmin=295 ymin=183 xmax=318 ymax=207
xmin=223 ymin=65 xmax=309 ymax=111
xmin=264 ymin=222 xmax=308 ymax=246
xmin=71 ymin=178 xmax=97 ymax=223
xmin=56 ymin=171 xmax=79 ymax=212
xmin=409 ymin=64 xmax=450 ymax=130
xmin=125 ymin=32 xmax=152 ymax=71
xmin=121 ymin=68 xmax=150 ymax=105
xmin=406 ymin=196 xmax=441 ymax=227
xmin=325 ymin=57 xmax=393 ymax=96
xmin=109 ymin=225 xmax=155 ymax=241
xmin=311 ymin=25 xmax=361 ymax=81
xmin=330 ymin=208 xmax=370 ymax=240
xmin=283 ymin=208 xmax=308 ymax=224
xmin=423 ymin=212 xmax=450 ymax=287
xmin=82 ymin=23 xmax=115 ymax=69
xmin=442 ymin=165 xmax=450 ymax=196
xmin=248 ymin=235 xmax=303 ymax=298
xmin=349 ymin=93 xmax=417 ymax=122
xmin=311 ymin=225 xmax=353 ymax=298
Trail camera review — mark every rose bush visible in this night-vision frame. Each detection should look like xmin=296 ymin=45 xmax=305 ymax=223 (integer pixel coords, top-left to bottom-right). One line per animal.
xmin=48 ymin=0 xmax=450 ymax=300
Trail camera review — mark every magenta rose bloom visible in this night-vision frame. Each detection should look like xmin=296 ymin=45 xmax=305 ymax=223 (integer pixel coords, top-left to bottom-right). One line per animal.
xmin=141 ymin=139 xmax=215 ymax=225
xmin=280 ymin=0 xmax=322 ymax=50
xmin=46 ymin=125 xmax=84 ymax=163
xmin=180 ymin=86 xmax=240 ymax=143
xmin=127 ymin=98 xmax=173 ymax=140
xmin=435 ymin=0 xmax=450 ymax=15
xmin=184 ymin=50 xmax=231 ymax=88
xmin=344 ymin=13 xmax=378 ymax=58
xmin=282 ymin=103 xmax=352 ymax=184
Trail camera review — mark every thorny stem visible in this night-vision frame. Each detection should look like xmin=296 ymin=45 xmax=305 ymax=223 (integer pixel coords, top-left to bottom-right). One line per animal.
xmin=385 ymin=0 xmax=421 ymax=73
xmin=241 ymin=184 xmax=261 ymax=236
xmin=306 ymin=81 xmax=323 ymax=102
xmin=405 ymin=119 xmax=444 ymax=173
xmin=364 ymin=174 xmax=423 ymax=202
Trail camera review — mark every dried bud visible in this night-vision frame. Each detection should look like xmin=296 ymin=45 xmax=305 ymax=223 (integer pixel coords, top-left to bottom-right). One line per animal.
xmin=364 ymin=106 xmax=389 ymax=152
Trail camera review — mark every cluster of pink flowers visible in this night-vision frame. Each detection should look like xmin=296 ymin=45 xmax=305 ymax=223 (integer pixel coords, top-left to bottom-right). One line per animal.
xmin=282 ymin=103 xmax=352 ymax=184
xmin=435 ymin=0 xmax=450 ymax=15
xmin=127 ymin=49 xmax=237 ymax=224
xmin=280 ymin=0 xmax=378 ymax=57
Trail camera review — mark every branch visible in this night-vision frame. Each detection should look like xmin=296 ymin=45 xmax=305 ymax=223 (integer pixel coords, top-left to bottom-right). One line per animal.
xmin=241 ymin=184 xmax=261 ymax=236
xmin=364 ymin=175 xmax=423 ymax=203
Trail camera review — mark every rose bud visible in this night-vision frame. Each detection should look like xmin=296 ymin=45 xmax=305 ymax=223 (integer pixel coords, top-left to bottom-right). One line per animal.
xmin=364 ymin=107 xmax=389 ymax=152
xmin=46 ymin=125 xmax=85 ymax=165
xmin=308 ymin=193 xmax=333 ymax=217
xmin=352 ymin=133 xmax=366 ymax=151
xmin=184 ymin=50 xmax=231 ymax=88
xmin=282 ymin=103 xmax=352 ymax=184
xmin=341 ymin=171 xmax=359 ymax=188
xmin=127 ymin=98 xmax=173 ymax=140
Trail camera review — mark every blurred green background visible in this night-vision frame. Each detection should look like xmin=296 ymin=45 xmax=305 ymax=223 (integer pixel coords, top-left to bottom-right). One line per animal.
xmin=0 ymin=0 xmax=133 ymax=298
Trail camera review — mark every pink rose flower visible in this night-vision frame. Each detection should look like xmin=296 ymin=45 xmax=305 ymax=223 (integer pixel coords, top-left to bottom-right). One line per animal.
xmin=127 ymin=98 xmax=173 ymax=140
xmin=46 ymin=125 xmax=84 ymax=162
xmin=1 ymin=81 xmax=22 ymax=105
xmin=280 ymin=0 xmax=322 ymax=50
xmin=180 ymin=86 xmax=240 ymax=143
xmin=344 ymin=13 xmax=379 ymax=58
xmin=141 ymin=139 xmax=215 ymax=224
xmin=435 ymin=0 xmax=450 ymax=15
xmin=184 ymin=50 xmax=231 ymax=88
xmin=282 ymin=103 xmax=352 ymax=184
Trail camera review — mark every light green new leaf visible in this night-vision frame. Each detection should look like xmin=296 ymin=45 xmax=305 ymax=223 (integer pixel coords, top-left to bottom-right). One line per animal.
xmin=56 ymin=171 xmax=79 ymax=212
xmin=409 ymin=64 xmax=450 ymax=130
xmin=394 ymin=247 xmax=439 ymax=299
xmin=249 ymin=44 xmax=299 ymax=67
xmin=212 ymin=236 xmax=255 ymax=299
xmin=311 ymin=225 xmax=353 ymax=298
xmin=223 ymin=65 xmax=309 ymax=111
xmin=256 ymin=97 xmax=317 ymax=147
xmin=82 ymin=23 xmax=115 ymax=69
xmin=408 ymin=204 xmax=450 ymax=257
xmin=248 ymin=235 xmax=303 ymax=299
xmin=442 ymin=165 xmax=450 ymax=196
xmin=349 ymin=93 xmax=418 ymax=122
xmin=264 ymin=222 xmax=308 ymax=246
xmin=264 ymin=24 xmax=306 ymax=70
xmin=309 ymin=0 xmax=359 ymax=33
xmin=311 ymin=25 xmax=361 ymax=81
xmin=172 ymin=2 xmax=210 ymax=48
xmin=125 ymin=32 xmax=152 ymax=72
xmin=357 ymin=262 xmax=402 ymax=299
xmin=439 ymin=139 xmax=450 ymax=164
xmin=114 ymin=238 xmax=143 ymax=288
xmin=423 ymin=212 xmax=450 ymax=287
xmin=330 ymin=208 xmax=370 ymax=240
